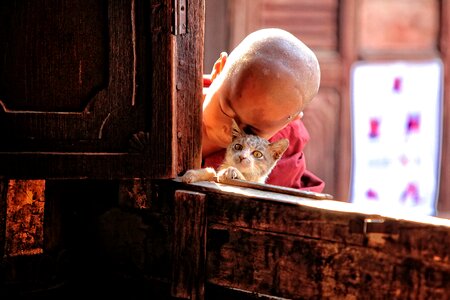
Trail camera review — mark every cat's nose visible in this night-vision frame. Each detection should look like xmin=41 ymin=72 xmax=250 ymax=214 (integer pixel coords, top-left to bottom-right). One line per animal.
xmin=239 ymin=156 xmax=251 ymax=167
xmin=239 ymin=149 xmax=250 ymax=161
xmin=239 ymin=152 xmax=249 ymax=160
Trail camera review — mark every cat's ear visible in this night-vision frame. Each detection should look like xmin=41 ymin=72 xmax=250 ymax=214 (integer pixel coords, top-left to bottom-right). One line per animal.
xmin=231 ymin=118 xmax=244 ymax=139
xmin=269 ymin=138 xmax=289 ymax=160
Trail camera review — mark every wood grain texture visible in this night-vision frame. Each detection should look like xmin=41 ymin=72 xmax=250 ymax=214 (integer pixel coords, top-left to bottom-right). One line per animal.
xmin=260 ymin=0 xmax=339 ymax=51
xmin=4 ymin=178 xmax=448 ymax=297
xmin=203 ymin=188 xmax=450 ymax=299
xmin=0 ymin=0 xmax=204 ymax=180
xmin=303 ymin=88 xmax=340 ymax=197
xmin=172 ymin=190 xmax=207 ymax=300
xmin=0 ymin=1 xmax=107 ymax=112
xmin=176 ymin=0 xmax=205 ymax=175
xmin=157 ymin=179 xmax=450 ymax=299
xmin=0 ymin=178 xmax=7 ymax=259
xmin=207 ymin=224 xmax=449 ymax=299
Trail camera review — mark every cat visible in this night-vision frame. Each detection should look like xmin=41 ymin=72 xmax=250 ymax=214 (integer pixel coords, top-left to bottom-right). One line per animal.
xmin=181 ymin=119 xmax=289 ymax=184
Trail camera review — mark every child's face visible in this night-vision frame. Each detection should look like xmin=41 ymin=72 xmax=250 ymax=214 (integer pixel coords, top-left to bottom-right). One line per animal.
xmin=203 ymin=72 xmax=303 ymax=149
xmin=220 ymin=84 xmax=302 ymax=140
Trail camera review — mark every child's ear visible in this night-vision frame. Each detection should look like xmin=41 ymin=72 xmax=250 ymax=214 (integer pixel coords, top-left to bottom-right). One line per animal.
xmin=269 ymin=138 xmax=289 ymax=160
xmin=231 ymin=118 xmax=244 ymax=139
xmin=211 ymin=52 xmax=228 ymax=81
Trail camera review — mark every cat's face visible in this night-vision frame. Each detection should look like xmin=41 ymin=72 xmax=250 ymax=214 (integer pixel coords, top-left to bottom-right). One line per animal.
xmin=222 ymin=120 xmax=289 ymax=180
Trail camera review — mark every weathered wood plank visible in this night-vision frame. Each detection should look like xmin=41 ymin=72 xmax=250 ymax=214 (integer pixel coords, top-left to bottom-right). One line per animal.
xmin=172 ymin=190 xmax=207 ymax=300
xmin=206 ymin=224 xmax=450 ymax=299
xmin=176 ymin=0 xmax=204 ymax=174
xmin=0 ymin=178 xmax=7 ymax=258
xmin=155 ymin=180 xmax=450 ymax=299
xmin=4 ymin=180 xmax=45 ymax=256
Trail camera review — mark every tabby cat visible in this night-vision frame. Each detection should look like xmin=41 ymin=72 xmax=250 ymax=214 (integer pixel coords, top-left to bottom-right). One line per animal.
xmin=181 ymin=120 xmax=289 ymax=184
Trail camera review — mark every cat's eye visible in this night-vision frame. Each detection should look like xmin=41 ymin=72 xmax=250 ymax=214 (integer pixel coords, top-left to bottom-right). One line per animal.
xmin=234 ymin=143 xmax=243 ymax=151
xmin=252 ymin=150 xmax=263 ymax=158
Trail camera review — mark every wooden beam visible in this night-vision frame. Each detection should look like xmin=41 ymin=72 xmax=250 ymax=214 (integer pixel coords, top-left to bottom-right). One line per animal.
xmin=171 ymin=190 xmax=207 ymax=300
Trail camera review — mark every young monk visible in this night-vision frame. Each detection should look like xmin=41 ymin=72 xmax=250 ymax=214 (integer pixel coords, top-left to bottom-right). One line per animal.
xmin=202 ymin=28 xmax=324 ymax=192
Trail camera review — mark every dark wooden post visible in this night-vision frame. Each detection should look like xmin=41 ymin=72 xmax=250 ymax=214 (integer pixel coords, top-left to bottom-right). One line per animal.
xmin=171 ymin=190 xmax=207 ymax=300
xmin=0 ymin=178 xmax=7 ymax=259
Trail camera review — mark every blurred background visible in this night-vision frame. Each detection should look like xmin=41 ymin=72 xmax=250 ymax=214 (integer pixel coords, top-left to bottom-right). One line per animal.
xmin=203 ymin=0 xmax=450 ymax=217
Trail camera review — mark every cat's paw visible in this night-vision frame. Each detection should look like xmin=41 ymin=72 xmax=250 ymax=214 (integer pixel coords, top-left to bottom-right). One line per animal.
xmin=217 ymin=166 xmax=244 ymax=182
xmin=181 ymin=167 xmax=217 ymax=183
xmin=181 ymin=170 xmax=200 ymax=183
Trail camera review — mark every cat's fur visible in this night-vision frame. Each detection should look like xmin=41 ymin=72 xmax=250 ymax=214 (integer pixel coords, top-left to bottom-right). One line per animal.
xmin=181 ymin=120 xmax=289 ymax=184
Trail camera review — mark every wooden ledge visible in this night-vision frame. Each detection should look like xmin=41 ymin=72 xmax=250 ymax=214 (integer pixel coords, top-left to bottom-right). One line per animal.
xmin=173 ymin=177 xmax=450 ymax=228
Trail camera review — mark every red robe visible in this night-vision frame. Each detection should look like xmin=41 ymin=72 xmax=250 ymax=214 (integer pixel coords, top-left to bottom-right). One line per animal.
xmin=202 ymin=118 xmax=325 ymax=192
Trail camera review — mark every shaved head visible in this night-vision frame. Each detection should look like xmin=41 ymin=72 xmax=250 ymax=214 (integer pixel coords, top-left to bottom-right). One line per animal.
xmin=202 ymin=28 xmax=320 ymax=156
xmin=221 ymin=28 xmax=320 ymax=109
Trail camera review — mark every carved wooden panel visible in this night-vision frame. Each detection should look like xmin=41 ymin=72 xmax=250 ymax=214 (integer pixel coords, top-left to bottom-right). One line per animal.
xmin=359 ymin=0 xmax=440 ymax=58
xmin=303 ymin=88 xmax=340 ymax=196
xmin=0 ymin=0 xmax=204 ymax=179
